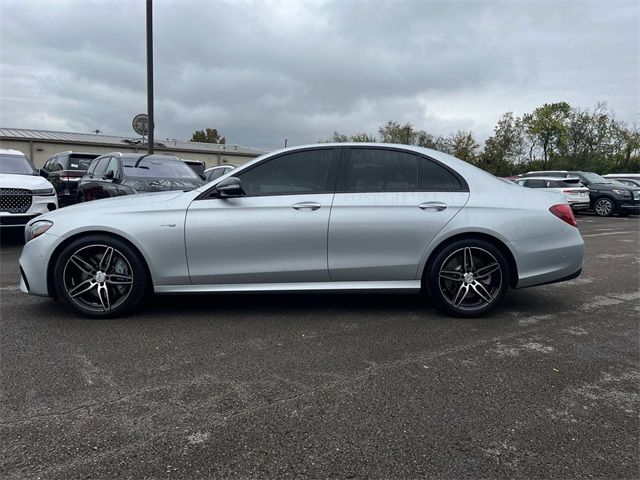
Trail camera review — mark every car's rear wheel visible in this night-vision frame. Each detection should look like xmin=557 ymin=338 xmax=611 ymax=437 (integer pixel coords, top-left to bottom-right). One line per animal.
xmin=53 ymin=235 xmax=148 ymax=318
xmin=594 ymin=197 xmax=614 ymax=217
xmin=426 ymin=239 xmax=509 ymax=318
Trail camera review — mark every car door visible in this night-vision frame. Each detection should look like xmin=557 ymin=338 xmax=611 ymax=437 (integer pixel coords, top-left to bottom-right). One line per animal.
xmin=185 ymin=147 xmax=339 ymax=285
xmin=328 ymin=147 xmax=470 ymax=282
xmin=80 ymin=156 xmax=110 ymax=201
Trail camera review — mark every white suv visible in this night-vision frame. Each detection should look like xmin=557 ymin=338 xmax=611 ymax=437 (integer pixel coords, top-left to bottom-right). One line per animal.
xmin=0 ymin=149 xmax=58 ymax=228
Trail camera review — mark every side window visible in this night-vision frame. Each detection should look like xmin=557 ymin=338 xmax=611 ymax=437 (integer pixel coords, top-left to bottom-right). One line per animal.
xmin=341 ymin=149 xmax=419 ymax=192
xmin=86 ymin=158 xmax=100 ymax=176
xmin=43 ymin=158 xmax=53 ymax=171
xmin=92 ymin=157 xmax=111 ymax=178
xmin=237 ymin=149 xmax=335 ymax=196
xmin=526 ymin=179 xmax=547 ymax=188
xmin=421 ymin=158 xmax=463 ymax=191
xmin=49 ymin=157 xmax=61 ymax=172
xmin=104 ymin=157 xmax=119 ymax=177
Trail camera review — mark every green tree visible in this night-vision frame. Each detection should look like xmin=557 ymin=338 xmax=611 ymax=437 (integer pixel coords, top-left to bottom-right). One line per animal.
xmin=478 ymin=112 xmax=524 ymax=175
xmin=323 ymin=131 xmax=376 ymax=142
xmin=522 ymin=102 xmax=572 ymax=169
xmin=445 ymin=130 xmax=480 ymax=164
xmin=378 ymin=121 xmax=416 ymax=144
xmin=191 ymin=128 xmax=226 ymax=144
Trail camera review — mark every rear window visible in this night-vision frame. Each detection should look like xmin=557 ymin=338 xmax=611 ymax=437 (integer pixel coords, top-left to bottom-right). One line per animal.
xmin=68 ymin=154 xmax=98 ymax=171
xmin=123 ymin=157 xmax=199 ymax=179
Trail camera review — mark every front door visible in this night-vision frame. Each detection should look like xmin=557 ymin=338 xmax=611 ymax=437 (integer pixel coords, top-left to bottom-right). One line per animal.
xmin=185 ymin=147 xmax=339 ymax=285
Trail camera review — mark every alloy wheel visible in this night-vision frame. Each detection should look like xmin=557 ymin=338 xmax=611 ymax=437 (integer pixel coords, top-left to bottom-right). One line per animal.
xmin=62 ymin=244 xmax=134 ymax=312
xmin=594 ymin=198 xmax=613 ymax=216
xmin=438 ymin=246 xmax=502 ymax=312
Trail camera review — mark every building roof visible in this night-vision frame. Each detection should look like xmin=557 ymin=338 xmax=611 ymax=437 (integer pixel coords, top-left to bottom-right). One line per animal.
xmin=0 ymin=128 xmax=266 ymax=157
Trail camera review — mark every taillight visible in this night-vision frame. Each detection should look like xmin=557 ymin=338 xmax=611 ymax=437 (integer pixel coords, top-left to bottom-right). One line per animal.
xmin=549 ymin=204 xmax=578 ymax=227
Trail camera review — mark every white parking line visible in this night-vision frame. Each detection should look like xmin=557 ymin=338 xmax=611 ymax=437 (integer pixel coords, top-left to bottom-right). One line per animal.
xmin=582 ymin=231 xmax=636 ymax=238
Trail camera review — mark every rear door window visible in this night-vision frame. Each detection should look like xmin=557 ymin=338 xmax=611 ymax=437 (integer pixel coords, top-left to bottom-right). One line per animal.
xmin=340 ymin=148 xmax=419 ymax=192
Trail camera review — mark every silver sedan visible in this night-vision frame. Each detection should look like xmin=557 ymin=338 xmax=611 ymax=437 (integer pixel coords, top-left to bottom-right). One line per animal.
xmin=19 ymin=144 xmax=584 ymax=318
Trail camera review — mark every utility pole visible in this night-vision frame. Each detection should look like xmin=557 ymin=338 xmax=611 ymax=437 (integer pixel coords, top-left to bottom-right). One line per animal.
xmin=146 ymin=0 xmax=154 ymax=154
xmin=284 ymin=139 xmax=288 ymax=148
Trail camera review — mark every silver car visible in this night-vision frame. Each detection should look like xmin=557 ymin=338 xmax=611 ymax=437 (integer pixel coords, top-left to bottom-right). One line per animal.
xmin=19 ymin=144 xmax=584 ymax=318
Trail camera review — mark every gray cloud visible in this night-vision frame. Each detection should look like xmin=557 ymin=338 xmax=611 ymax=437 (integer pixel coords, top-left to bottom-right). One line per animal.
xmin=1 ymin=0 xmax=638 ymax=150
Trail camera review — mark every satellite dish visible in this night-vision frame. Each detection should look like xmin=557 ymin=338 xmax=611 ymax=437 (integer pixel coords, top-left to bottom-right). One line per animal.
xmin=132 ymin=114 xmax=149 ymax=136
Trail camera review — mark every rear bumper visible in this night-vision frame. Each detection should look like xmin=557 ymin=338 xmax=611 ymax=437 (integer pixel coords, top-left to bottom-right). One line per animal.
xmin=511 ymin=226 xmax=585 ymax=289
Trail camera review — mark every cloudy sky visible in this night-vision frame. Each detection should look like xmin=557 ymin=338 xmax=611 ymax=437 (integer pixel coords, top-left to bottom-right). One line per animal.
xmin=1 ymin=0 xmax=638 ymax=150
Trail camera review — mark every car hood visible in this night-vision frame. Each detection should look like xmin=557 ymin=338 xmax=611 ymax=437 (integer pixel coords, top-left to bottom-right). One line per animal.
xmin=35 ymin=190 xmax=188 ymax=222
xmin=123 ymin=177 xmax=204 ymax=192
xmin=0 ymin=173 xmax=53 ymax=190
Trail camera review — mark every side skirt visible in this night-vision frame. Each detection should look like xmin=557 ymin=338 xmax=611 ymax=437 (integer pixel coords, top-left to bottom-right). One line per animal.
xmin=155 ymin=280 xmax=421 ymax=294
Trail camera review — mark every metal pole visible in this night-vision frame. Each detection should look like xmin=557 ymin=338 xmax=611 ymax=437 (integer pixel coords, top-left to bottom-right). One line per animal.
xmin=284 ymin=139 xmax=288 ymax=148
xmin=146 ymin=0 xmax=154 ymax=154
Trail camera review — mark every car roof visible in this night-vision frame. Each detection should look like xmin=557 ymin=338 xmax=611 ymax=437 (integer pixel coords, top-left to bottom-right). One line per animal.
xmin=0 ymin=148 xmax=27 ymax=156
xmin=520 ymin=176 xmax=574 ymax=181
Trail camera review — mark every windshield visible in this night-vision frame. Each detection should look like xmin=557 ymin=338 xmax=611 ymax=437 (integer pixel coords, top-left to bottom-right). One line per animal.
xmin=579 ymin=172 xmax=610 ymax=184
xmin=0 ymin=154 xmax=36 ymax=175
xmin=123 ymin=158 xmax=199 ymax=179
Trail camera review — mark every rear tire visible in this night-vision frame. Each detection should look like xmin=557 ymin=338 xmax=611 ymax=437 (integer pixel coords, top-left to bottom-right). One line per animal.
xmin=53 ymin=235 xmax=148 ymax=318
xmin=425 ymin=239 xmax=509 ymax=318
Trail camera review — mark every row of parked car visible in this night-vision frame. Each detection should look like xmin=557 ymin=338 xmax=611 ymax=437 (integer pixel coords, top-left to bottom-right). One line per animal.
xmin=0 ymin=148 xmax=237 ymax=228
xmin=505 ymin=171 xmax=640 ymax=217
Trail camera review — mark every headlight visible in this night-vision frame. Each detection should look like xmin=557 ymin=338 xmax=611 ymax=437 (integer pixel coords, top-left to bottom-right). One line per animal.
xmin=25 ymin=220 xmax=54 ymax=243
xmin=611 ymin=189 xmax=631 ymax=196
xmin=31 ymin=188 xmax=55 ymax=196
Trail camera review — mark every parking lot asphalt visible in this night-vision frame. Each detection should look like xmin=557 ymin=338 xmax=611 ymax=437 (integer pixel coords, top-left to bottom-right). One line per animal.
xmin=1 ymin=214 xmax=639 ymax=479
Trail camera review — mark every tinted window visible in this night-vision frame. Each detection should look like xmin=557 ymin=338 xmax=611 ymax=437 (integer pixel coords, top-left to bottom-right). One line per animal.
xmin=525 ymin=179 xmax=548 ymax=188
xmin=86 ymin=158 xmax=100 ymax=175
xmin=104 ymin=157 xmax=119 ymax=177
xmin=0 ymin=154 xmax=36 ymax=175
xmin=422 ymin=159 xmax=463 ymax=190
xmin=123 ymin=157 xmax=199 ymax=179
xmin=342 ymin=149 xmax=419 ymax=192
xmin=68 ymin=154 xmax=97 ymax=171
xmin=238 ymin=149 xmax=335 ymax=196
xmin=92 ymin=157 xmax=111 ymax=178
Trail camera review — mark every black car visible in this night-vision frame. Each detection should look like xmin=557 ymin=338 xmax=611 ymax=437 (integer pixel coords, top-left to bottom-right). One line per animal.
xmin=40 ymin=151 xmax=100 ymax=207
xmin=521 ymin=170 xmax=640 ymax=216
xmin=77 ymin=153 xmax=205 ymax=203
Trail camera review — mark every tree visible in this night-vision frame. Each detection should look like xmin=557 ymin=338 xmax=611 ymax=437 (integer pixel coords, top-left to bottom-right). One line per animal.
xmin=378 ymin=121 xmax=416 ymax=144
xmin=522 ymin=102 xmax=571 ymax=169
xmin=478 ymin=112 xmax=525 ymax=175
xmin=323 ymin=131 xmax=376 ymax=142
xmin=191 ymin=128 xmax=226 ymax=144
xmin=445 ymin=130 xmax=480 ymax=163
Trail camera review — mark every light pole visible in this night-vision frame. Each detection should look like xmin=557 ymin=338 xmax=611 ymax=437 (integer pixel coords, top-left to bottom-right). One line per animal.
xmin=146 ymin=0 xmax=154 ymax=154
xmin=284 ymin=139 xmax=288 ymax=148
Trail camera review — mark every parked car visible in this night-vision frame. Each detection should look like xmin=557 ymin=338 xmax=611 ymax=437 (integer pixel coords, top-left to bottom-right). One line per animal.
xmin=603 ymin=174 xmax=640 ymax=188
xmin=77 ymin=153 xmax=205 ymax=202
xmin=20 ymin=144 xmax=584 ymax=319
xmin=181 ymin=158 xmax=206 ymax=178
xmin=204 ymin=164 xmax=236 ymax=182
xmin=515 ymin=177 xmax=590 ymax=212
xmin=0 ymin=149 xmax=58 ymax=229
xmin=40 ymin=151 xmax=100 ymax=207
xmin=521 ymin=170 xmax=640 ymax=216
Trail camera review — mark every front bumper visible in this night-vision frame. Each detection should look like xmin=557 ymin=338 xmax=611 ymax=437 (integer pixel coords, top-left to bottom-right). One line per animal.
xmin=0 ymin=194 xmax=58 ymax=227
xmin=19 ymin=232 xmax=60 ymax=297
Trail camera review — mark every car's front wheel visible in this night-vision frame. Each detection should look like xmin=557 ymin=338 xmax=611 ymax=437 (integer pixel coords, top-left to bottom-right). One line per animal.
xmin=53 ymin=235 xmax=148 ymax=318
xmin=426 ymin=239 xmax=509 ymax=318
xmin=594 ymin=197 xmax=615 ymax=217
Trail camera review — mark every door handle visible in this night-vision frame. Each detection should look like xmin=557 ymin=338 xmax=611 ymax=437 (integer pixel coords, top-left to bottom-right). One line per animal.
xmin=292 ymin=202 xmax=321 ymax=211
xmin=419 ymin=201 xmax=447 ymax=211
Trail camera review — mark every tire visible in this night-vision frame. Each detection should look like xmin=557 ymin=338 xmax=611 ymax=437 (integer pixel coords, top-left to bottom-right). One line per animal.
xmin=425 ymin=238 xmax=509 ymax=318
xmin=594 ymin=197 xmax=615 ymax=217
xmin=53 ymin=235 xmax=149 ymax=318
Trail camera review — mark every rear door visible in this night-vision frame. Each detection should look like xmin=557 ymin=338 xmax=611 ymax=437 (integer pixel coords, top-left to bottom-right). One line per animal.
xmin=185 ymin=147 xmax=339 ymax=285
xmin=328 ymin=147 xmax=470 ymax=281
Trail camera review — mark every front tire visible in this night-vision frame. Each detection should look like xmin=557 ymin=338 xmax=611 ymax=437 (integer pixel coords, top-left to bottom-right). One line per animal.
xmin=425 ymin=239 xmax=509 ymax=318
xmin=594 ymin=197 xmax=615 ymax=217
xmin=53 ymin=235 xmax=148 ymax=318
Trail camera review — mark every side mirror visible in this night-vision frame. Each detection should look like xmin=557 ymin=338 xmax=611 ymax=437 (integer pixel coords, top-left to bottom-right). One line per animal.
xmin=103 ymin=171 xmax=115 ymax=180
xmin=215 ymin=176 xmax=243 ymax=197
xmin=39 ymin=169 xmax=48 ymax=178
